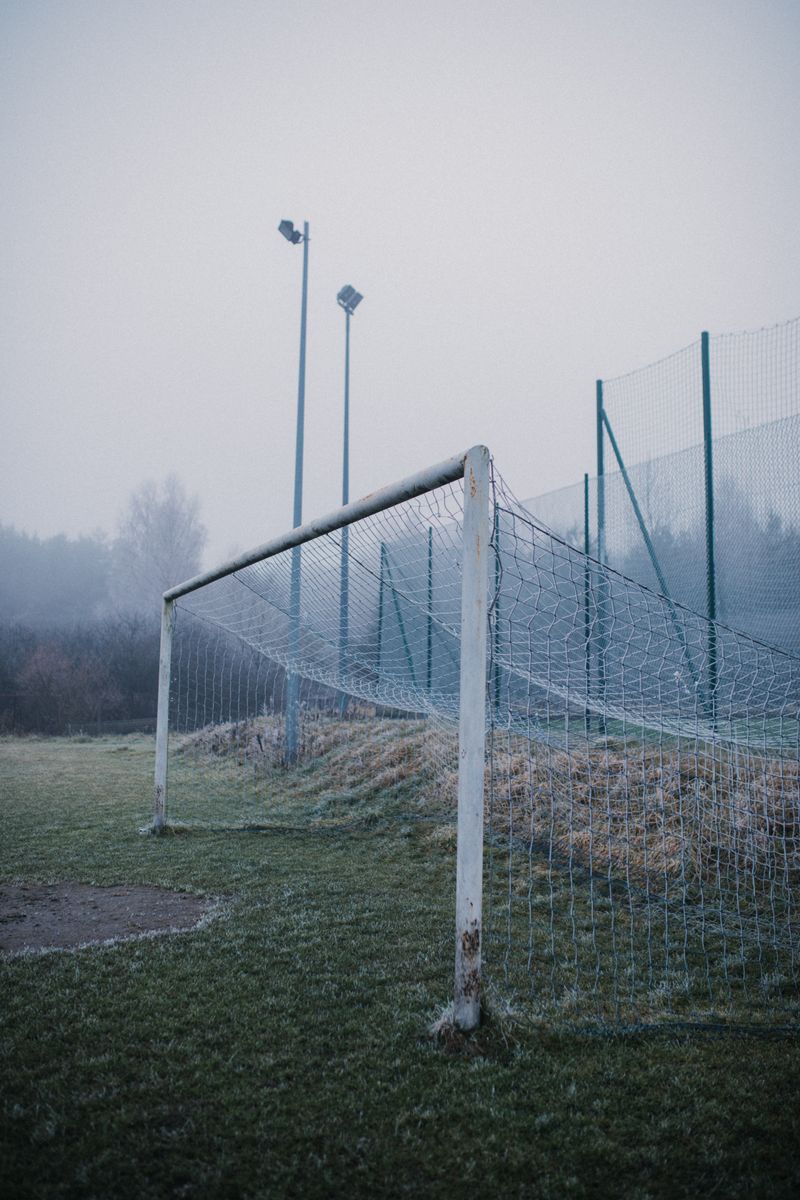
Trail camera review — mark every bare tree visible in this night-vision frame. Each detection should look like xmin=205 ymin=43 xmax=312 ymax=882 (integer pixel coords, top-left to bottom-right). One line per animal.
xmin=111 ymin=475 xmax=207 ymax=614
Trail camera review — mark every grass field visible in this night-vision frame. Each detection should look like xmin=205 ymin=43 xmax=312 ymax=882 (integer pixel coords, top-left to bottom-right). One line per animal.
xmin=2 ymin=734 xmax=800 ymax=1199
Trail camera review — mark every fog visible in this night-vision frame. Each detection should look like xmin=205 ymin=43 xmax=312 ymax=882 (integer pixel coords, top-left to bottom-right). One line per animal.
xmin=2 ymin=0 xmax=798 ymax=567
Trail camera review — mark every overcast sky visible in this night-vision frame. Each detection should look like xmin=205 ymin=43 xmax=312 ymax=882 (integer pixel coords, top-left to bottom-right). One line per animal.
xmin=2 ymin=0 xmax=798 ymax=565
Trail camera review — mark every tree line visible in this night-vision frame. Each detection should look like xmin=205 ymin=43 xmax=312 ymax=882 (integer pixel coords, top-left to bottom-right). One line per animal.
xmin=0 ymin=477 xmax=206 ymax=733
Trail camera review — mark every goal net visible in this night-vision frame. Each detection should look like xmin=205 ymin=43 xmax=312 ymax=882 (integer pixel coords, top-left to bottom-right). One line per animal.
xmin=154 ymin=447 xmax=800 ymax=1030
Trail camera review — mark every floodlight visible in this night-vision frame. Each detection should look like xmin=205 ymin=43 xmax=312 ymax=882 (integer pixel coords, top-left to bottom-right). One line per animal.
xmin=337 ymin=285 xmax=364 ymax=315
xmin=278 ymin=219 xmax=303 ymax=244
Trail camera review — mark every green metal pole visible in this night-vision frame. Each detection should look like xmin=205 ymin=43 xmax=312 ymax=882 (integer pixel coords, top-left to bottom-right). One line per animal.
xmin=376 ymin=542 xmax=385 ymax=674
xmin=426 ymin=526 xmax=433 ymax=692
xmin=596 ymin=380 xmax=605 ymax=564
xmin=596 ymin=381 xmax=607 ymax=733
xmin=583 ymin=472 xmax=591 ymax=739
xmin=338 ymin=309 xmax=351 ymax=716
xmin=286 ymin=221 xmax=309 ymax=763
xmin=492 ymin=506 xmax=501 ymax=713
xmin=701 ymin=331 xmax=718 ymax=721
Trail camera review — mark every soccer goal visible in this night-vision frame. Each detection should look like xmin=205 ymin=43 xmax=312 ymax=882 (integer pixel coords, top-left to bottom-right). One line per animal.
xmin=154 ymin=446 xmax=490 ymax=1029
xmin=153 ymin=445 xmax=800 ymax=1032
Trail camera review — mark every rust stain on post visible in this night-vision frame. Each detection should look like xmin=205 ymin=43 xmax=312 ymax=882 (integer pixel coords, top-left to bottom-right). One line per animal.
xmin=463 ymin=970 xmax=480 ymax=1000
xmin=461 ymin=925 xmax=480 ymax=956
xmin=469 ymin=465 xmax=478 ymax=498
xmin=456 ymin=922 xmax=482 ymax=1000
xmin=153 ymin=785 xmax=166 ymax=831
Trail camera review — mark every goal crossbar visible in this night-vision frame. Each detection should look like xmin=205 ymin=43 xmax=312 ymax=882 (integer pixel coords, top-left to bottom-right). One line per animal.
xmin=162 ymin=447 xmax=472 ymax=603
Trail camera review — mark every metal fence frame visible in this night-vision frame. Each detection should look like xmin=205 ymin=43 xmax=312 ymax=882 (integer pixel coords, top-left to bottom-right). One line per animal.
xmin=592 ymin=333 xmax=723 ymax=718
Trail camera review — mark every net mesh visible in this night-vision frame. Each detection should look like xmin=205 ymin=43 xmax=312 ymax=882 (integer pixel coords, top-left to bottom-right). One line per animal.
xmin=163 ymin=456 xmax=800 ymax=1029
xmin=489 ymin=471 xmax=798 ymax=1026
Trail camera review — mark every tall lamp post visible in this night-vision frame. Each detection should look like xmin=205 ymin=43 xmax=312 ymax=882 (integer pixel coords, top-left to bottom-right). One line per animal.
xmin=336 ymin=284 xmax=363 ymax=711
xmin=278 ymin=218 xmax=309 ymax=762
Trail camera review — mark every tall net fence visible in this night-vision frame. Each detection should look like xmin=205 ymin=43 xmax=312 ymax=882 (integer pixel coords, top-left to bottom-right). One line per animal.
xmin=162 ymin=456 xmax=800 ymax=1029
xmin=522 ymin=318 xmax=800 ymax=656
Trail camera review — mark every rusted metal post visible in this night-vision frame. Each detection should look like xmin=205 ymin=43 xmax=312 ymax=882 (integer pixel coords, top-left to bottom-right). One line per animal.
xmin=454 ymin=444 xmax=490 ymax=1031
xmin=153 ymin=596 xmax=175 ymax=830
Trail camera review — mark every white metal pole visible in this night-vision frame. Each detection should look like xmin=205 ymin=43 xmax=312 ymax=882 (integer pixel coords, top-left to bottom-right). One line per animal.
xmin=286 ymin=221 xmax=310 ymax=765
xmin=163 ymin=447 xmax=474 ymax=603
xmin=153 ymin=597 xmax=175 ymax=830
xmin=454 ymin=444 xmax=490 ymax=1030
xmin=338 ymin=308 xmax=351 ymax=716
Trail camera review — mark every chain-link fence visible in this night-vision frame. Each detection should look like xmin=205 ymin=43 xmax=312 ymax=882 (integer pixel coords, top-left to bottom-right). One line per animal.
xmin=523 ymin=318 xmax=800 ymax=657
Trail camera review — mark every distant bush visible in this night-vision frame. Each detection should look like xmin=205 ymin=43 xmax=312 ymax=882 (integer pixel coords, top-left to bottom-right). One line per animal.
xmin=0 ymin=615 xmax=159 ymax=733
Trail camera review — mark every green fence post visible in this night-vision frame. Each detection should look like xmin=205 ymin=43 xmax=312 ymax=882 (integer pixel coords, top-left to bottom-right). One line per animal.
xmin=596 ymin=381 xmax=607 ymax=733
xmin=492 ymin=505 xmax=502 ymax=714
xmin=376 ymin=542 xmax=385 ymax=675
xmin=596 ymin=380 xmax=605 ymax=564
xmin=583 ymin=472 xmax=591 ymax=739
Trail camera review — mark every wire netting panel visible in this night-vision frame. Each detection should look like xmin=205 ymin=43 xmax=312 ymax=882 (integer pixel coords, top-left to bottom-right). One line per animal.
xmin=487 ymin=480 xmax=800 ymax=1026
xmin=603 ymin=339 xmax=705 ymax=463
xmin=710 ymin=320 xmax=800 ymax=653
xmin=710 ymin=320 xmax=800 ymax=437
xmin=522 ymin=319 xmax=800 ymax=657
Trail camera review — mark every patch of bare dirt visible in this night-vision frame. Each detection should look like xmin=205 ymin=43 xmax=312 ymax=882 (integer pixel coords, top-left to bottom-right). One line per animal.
xmin=0 ymin=883 xmax=213 ymax=954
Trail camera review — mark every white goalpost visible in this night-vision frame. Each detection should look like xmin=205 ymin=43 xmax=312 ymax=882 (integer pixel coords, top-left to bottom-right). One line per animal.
xmin=153 ymin=445 xmax=491 ymax=1031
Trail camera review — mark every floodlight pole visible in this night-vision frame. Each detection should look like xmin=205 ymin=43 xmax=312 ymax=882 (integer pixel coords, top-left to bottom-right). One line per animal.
xmin=342 ymin=307 xmax=351 ymax=507
xmin=337 ymin=287 xmax=363 ymax=715
xmin=338 ymin=305 xmax=351 ymax=714
xmin=286 ymin=220 xmax=309 ymax=763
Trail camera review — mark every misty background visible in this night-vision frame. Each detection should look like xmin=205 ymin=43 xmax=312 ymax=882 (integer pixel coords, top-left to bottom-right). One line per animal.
xmin=1 ymin=0 xmax=798 ymax=729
